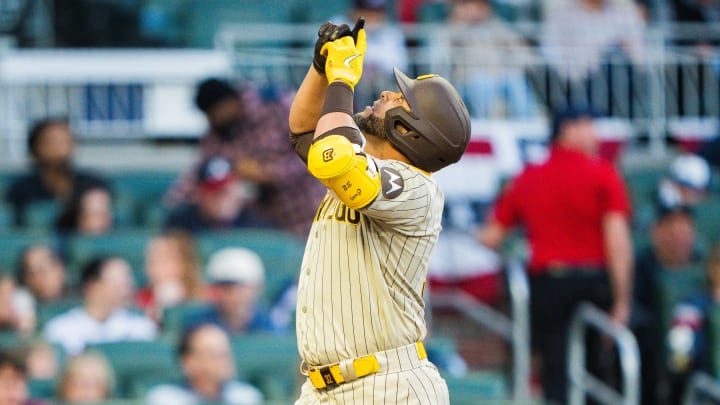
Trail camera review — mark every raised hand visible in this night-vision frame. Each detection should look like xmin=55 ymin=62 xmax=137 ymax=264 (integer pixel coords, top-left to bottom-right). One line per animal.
xmin=312 ymin=17 xmax=366 ymax=75
xmin=321 ymin=25 xmax=367 ymax=89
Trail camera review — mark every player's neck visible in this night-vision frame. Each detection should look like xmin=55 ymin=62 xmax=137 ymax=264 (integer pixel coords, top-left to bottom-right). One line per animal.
xmin=364 ymin=137 xmax=411 ymax=165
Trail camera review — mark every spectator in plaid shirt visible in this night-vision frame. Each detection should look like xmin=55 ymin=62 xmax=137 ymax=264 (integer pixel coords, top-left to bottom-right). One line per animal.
xmin=164 ymin=78 xmax=326 ymax=239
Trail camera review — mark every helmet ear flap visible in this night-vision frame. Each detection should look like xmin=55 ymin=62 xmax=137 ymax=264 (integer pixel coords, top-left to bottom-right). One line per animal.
xmin=384 ymin=106 xmax=424 ymax=166
xmin=384 ymin=108 xmax=407 ymax=138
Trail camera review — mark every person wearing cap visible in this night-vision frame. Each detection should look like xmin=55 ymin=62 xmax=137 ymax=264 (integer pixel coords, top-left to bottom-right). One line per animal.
xmin=163 ymin=78 xmax=326 ymax=239
xmin=657 ymin=153 xmax=711 ymax=208
xmin=480 ymin=107 xmax=633 ymax=403
xmin=664 ymin=241 xmax=720 ymax=404
xmin=289 ymin=18 xmax=470 ymax=404
xmin=632 ymin=199 xmax=702 ymax=405
xmin=164 ymin=157 xmax=270 ymax=234
xmin=188 ymin=247 xmax=276 ymax=335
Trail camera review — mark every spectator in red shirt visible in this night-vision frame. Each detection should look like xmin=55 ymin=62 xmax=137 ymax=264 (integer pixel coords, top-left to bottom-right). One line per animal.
xmin=479 ymin=107 xmax=633 ymax=404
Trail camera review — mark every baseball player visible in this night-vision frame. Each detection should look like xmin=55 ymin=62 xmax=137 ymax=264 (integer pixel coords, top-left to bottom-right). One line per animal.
xmin=288 ymin=18 xmax=471 ymax=404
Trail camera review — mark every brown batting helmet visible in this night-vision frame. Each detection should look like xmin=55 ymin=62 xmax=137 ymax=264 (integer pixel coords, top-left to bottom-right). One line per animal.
xmin=384 ymin=67 xmax=471 ymax=172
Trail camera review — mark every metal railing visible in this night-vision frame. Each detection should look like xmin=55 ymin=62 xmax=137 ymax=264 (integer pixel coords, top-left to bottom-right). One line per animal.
xmin=214 ymin=22 xmax=720 ymax=155
xmin=430 ymin=260 xmax=531 ymax=400
xmin=1 ymin=22 xmax=720 ymax=162
xmin=568 ymin=302 xmax=641 ymax=405
xmin=682 ymin=371 xmax=720 ymax=405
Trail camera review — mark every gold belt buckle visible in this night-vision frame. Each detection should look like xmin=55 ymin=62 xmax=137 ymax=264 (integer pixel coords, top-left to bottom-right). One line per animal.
xmin=308 ymin=364 xmax=345 ymax=389
xmin=305 ymin=342 xmax=426 ymax=391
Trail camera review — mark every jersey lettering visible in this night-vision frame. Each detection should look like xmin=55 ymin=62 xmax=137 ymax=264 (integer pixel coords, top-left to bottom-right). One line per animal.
xmin=313 ymin=195 xmax=362 ymax=226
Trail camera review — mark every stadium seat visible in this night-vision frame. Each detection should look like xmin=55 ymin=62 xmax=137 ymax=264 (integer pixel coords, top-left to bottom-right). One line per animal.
xmin=24 ymin=200 xmax=61 ymax=231
xmin=36 ymin=297 xmax=83 ymax=331
xmin=291 ymin=0 xmax=351 ymax=23
xmin=66 ymin=229 xmax=155 ymax=288
xmin=0 ymin=203 xmax=13 ymax=230
xmin=709 ymin=306 xmax=720 ymax=376
xmin=111 ymin=171 xmax=176 ymax=204
xmin=27 ymin=378 xmax=55 ymax=400
xmin=86 ymin=340 xmax=179 ymax=398
xmin=113 ymin=194 xmax=139 ymax=229
xmin=0 ymin=331 xmax=28 ymax=350
xmin=0 ymin=172 xmax=14 ymax=198
xmin=183 ymin=0 xmax=294 ymax=48
xmin=0 ymin=230 xmax=55 ymax=273
xmin=160 ymin=300 xmax=214 ymax=339
xmin=418 ymin=1 xmax=450 ymax=23
xmin=622 ymin=168 xmax=663 ymax=208
xmin=230 ymin=333 xmax=301 ymax=401
xmin=140 ymin=203 xmax=168 ymax=229
xmin=693 ymin=196 xmax=720 ymax=244
xmin=196 ymin=229 xmax=305 ymax=305
xmin=110 ymin=170 xmax=176 ymax=227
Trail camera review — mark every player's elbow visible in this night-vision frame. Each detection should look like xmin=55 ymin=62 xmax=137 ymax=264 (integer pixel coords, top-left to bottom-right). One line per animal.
xmin=307 ymin=135 xmax=380 ymax=209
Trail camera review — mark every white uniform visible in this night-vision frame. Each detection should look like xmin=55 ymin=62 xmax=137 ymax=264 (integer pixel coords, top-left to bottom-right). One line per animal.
xmin=295 ymin=158 xmax=450 ymax=404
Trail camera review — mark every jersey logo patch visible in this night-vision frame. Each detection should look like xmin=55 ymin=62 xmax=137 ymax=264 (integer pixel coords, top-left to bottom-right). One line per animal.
xmin=380 ymin=167 xmax=404 ymax=199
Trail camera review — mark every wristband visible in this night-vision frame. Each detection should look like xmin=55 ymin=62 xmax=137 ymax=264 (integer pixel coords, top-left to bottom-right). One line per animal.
xmin=321 ymin=81 xmax=354 ymax=117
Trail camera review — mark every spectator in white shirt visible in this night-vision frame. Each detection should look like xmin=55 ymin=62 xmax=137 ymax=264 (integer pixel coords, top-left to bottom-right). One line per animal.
xmin=145 ymin=323 xmax=262 ymax=405
xmin=43 ymin=256 xmax=157 ymax=356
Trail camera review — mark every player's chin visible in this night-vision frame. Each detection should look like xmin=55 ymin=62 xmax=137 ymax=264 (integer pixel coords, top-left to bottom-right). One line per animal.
xmin=353 ymin=110 xmax=370 ymax=126
xmin=359 ymin=106 xmax=373 ymax=117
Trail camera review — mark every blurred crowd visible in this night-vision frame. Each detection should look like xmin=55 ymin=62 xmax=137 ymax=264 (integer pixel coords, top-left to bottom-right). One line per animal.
xmin=5 ymin=0 xmax=720 ymax=120
xmin=1 ymin=0 xmax=720 ymax=404
xmin=0 ymin=72 xmax=324 ymax=404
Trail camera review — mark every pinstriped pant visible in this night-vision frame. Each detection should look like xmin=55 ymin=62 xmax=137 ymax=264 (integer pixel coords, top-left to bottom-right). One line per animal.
xmin=295 ymin=361 xmax=450 ymax=405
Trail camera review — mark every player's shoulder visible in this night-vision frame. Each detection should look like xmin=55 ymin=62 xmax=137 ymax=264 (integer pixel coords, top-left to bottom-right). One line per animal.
xmin=376 ymin=159 xmax=435 ymax=184
xmin=374 ymin=159 xmax=437 ymax=197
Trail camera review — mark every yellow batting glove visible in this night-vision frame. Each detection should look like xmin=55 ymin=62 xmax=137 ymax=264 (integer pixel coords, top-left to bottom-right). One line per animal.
xmin=321 ymin=28 xmax=366 ymax=89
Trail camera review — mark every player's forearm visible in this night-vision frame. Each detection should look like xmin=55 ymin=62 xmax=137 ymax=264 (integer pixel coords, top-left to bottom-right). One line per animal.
xmin=315 ymin=81 xmax=357 ymax=138
xmin=603 ymin=212 xmax=633 ymax=306
xmin=289 ymin=67 xmax=329 ymax=134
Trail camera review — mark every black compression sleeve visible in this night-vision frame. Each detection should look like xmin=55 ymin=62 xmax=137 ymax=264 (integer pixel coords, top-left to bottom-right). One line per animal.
xmin=289 ymin=130 xmax=314 ymax=163
xmin=320 ymin=81 xmax=354 ymax=117
xmin=314 ymin=126 xmax=365 ymax=146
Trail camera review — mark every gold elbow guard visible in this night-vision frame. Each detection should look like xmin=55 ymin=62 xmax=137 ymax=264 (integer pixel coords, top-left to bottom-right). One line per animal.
xmin=308 ymin=135 xmax=380 ymax=209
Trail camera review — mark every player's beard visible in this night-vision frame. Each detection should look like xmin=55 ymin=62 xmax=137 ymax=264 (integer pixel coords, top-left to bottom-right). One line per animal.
xmin=354 ymin=113 xmax=388 ymax=140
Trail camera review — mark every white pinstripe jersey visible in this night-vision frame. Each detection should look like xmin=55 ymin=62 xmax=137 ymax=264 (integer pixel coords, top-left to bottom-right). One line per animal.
xmin=296 ymin=158 xmax=444 ymax=367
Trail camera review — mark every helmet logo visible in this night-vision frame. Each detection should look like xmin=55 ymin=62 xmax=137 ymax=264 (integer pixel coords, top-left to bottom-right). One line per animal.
xmin=322 ymin=148 xmax=334 ymax=162
xmin=416 ymin=74 xmax=439 ymax=80
xmin=380 ymin=167 xmax=404 ymax=199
